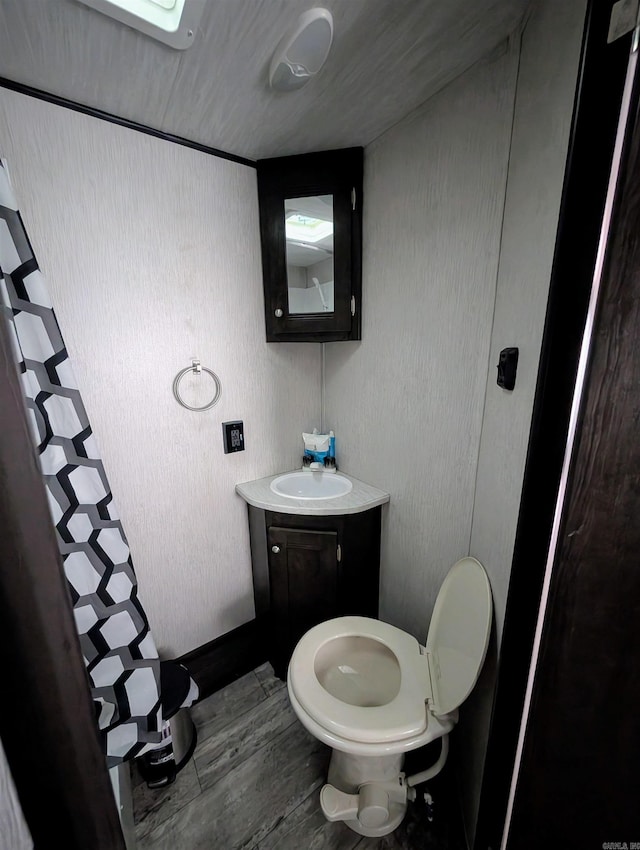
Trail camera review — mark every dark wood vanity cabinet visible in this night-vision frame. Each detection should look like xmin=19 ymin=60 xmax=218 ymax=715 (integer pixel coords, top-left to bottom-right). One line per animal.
xmin=248 ymin=506 xmax=381 ymax=679
xmin=256 ymin=147 xmax=363 ymax=342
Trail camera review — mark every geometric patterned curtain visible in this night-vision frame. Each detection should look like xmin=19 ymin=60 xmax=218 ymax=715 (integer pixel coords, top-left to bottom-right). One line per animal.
xmin=0 ymin=159 xmax=163 ymax=767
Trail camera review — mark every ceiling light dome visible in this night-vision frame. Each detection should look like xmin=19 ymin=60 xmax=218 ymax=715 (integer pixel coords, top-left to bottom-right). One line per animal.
xmin=269 ymin=8 xmax=334 ymax=92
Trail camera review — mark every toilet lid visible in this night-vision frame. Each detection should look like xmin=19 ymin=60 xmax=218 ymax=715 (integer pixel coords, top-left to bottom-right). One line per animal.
xmin=425 ymin=557 xmax=492 ymax=716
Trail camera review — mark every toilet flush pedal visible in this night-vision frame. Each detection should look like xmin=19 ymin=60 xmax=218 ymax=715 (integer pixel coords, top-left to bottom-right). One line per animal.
xmin=320 ymin=734 xmax=449 ymax=834
xmin=320 ymin=774 xmax=410 ymax=832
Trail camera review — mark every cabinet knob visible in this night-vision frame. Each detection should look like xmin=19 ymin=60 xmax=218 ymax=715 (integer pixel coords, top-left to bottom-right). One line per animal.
xmin=274 ymin=308 xmax=283 ymax=318
xmin=271 ymin=545 xmax=280 ymax=554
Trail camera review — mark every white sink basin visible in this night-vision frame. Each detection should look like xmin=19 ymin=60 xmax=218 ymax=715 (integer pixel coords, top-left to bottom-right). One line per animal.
xmin=270 ymin=472 xmax=353 ymax=501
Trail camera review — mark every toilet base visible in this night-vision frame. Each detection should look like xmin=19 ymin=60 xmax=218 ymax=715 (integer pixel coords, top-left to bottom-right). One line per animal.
xmin=325 ymin=748 xmax=408 ymax=837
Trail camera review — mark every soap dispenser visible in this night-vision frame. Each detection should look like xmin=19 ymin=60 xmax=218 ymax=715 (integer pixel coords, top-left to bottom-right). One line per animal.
xmin=324 ymin=431 xmax=336 ymax=470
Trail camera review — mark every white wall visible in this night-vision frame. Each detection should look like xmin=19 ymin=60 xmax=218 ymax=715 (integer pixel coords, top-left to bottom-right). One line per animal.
xmin=288 ymin=281 xmax=334 ymax=314
xmin=109 ymin=764 xmax=135 ymax=850
xmin=324 ymin=0 xmax=586 ymax=840
xmin=307 ymin=256 xmax=333 ymax=286
xmin=457 ymin=0 xmax=587 ymax=840
xmin=0 ymin=90 xmax=320 ymax=656
xmin=470 ymin=0 xmax=587 ymax=641
xmin=0 ymin=738 xmax=32 ymax=850
xmin=324 ymin=42 xmax=519 ymax=642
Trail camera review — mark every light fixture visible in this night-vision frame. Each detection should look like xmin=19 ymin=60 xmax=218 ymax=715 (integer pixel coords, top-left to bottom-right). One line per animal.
xmin=269 ymin=8 xmax=334 ymax=92
xmin=285 ymin=213 xmax=333 ymax=243
xmin=77 ymin=0 xmax=206 ymax=50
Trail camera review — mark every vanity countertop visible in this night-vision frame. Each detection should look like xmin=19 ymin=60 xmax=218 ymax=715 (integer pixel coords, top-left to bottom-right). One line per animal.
xmin=235 ymin=470 xmax=390 ymax=516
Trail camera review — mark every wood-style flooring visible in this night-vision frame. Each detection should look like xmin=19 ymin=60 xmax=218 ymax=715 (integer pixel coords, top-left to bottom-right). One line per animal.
xmin=132 ymin=664 xmax=467 ymax=850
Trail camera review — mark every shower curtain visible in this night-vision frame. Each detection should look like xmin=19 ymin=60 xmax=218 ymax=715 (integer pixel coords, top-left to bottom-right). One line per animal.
xmin=0 ymin=159 xmax=164 ymax=767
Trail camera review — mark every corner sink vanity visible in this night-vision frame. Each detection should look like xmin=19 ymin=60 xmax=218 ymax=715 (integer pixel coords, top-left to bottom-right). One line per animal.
xmin=236 ymin=471 xmax=389 ymax=678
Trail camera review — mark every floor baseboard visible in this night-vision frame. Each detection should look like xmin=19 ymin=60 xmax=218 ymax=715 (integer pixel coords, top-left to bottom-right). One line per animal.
xmin=177 ymin=618 xmax=268 ymax=702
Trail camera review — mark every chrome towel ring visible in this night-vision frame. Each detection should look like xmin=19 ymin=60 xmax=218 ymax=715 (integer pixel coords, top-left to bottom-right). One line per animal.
xmin=172 ymin=358 xmax=222 ymax=411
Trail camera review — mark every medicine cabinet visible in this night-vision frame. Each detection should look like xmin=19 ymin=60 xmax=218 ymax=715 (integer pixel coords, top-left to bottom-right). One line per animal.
xmin=256 ymin=147 xmax=363 ymax=342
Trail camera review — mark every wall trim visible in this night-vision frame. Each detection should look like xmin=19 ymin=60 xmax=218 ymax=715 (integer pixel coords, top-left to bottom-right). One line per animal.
xmin=0 ymin=75 xmax=257 ymax=169
xmin=178 ymin=618 xmax=268 ymax=700
xmin=502 ymin=38 xmax=640 ymax=846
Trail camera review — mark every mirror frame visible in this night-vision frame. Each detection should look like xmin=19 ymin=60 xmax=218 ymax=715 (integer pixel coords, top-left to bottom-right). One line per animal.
xmin=257 ymin=147 xmax=363 ymax=342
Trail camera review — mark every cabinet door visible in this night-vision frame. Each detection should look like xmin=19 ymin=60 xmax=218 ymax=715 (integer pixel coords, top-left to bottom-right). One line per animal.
xmin=257 ymin=147 xmax=363 ymax=342
xmin=267 ymin=526 xmax=338 ymax=675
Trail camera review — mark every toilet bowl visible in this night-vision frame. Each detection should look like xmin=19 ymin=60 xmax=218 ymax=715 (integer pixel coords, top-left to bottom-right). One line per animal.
xmin=287 ymin=556 xmax=492 ymax=837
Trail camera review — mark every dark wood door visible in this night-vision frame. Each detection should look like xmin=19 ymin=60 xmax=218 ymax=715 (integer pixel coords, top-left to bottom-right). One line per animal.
xmin=506 ymin=51 xmax=640 ymax=850
xmin=267 ymin=526 xmax=338 ymax=676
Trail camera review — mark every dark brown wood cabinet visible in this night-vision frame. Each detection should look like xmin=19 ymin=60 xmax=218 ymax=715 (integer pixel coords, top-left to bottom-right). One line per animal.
xmin=268 ymin=526 xmax=338 ymax=677
xmin=247 ymin=506 xmax=381 ymax=678
xmin=256 ymin=147 xmax=363 ymax=342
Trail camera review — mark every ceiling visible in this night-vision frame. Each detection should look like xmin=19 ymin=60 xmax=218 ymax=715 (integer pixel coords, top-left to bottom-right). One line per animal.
xmin=0 ymin=0 xmax=528 ymax=161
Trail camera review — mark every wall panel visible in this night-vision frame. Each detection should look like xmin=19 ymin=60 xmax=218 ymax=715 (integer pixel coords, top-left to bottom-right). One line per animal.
xmin=459 ymin=0 xmax=587 ymax=841
xmin=0 ymin=90 xmax=320 ymax=655
xmin=0 ymin=738 xmax=32 ymax=850
xmin=324 ymin=43 xmax=518 ymax=642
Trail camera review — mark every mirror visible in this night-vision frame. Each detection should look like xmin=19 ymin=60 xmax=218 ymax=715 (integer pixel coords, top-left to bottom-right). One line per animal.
xmin=285 ymin=195 xmax=334 ymax=315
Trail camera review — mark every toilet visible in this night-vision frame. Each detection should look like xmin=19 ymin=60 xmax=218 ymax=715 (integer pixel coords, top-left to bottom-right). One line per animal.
xmin=287 ymin=556 xmax=492 ymax=837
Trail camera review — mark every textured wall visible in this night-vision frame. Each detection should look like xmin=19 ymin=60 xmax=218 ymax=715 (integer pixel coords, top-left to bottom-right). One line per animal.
xmin=0 ymin=738 xmax=32 ymax=850
xmin=458 ymin=0 xmax=587 ymax=840
xmin=0 ymin=90 xmax=320 ymax=656
xmin=470 ymin=0 xmax=587 ymax=643
xmin=324 ymin=42 xmax=518 ymax=642
xmin=323 ymin=7 xmax=585 ymax=836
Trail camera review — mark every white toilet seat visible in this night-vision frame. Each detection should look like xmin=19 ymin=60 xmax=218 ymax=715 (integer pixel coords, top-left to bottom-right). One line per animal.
xmin=288 ymin=616 xmax=434 ymax=745
xmin=287 ymin=670 xmax=456 ymax=756
xmin=287 ymin=557 xmax=492 ymax=758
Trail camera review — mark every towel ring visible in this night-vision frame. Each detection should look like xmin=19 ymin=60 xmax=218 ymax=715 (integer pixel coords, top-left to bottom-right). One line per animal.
xmin=172 ymin=359 xmax=222 ymax=411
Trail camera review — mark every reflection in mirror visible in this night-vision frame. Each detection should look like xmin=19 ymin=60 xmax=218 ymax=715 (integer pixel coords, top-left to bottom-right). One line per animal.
xmin=285 ymin=195 xmax=334 ymax=315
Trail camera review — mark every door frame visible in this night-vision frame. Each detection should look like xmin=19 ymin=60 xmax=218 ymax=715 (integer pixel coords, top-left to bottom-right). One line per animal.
xmin=504 ymin=26 xmax=640 ymax=842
